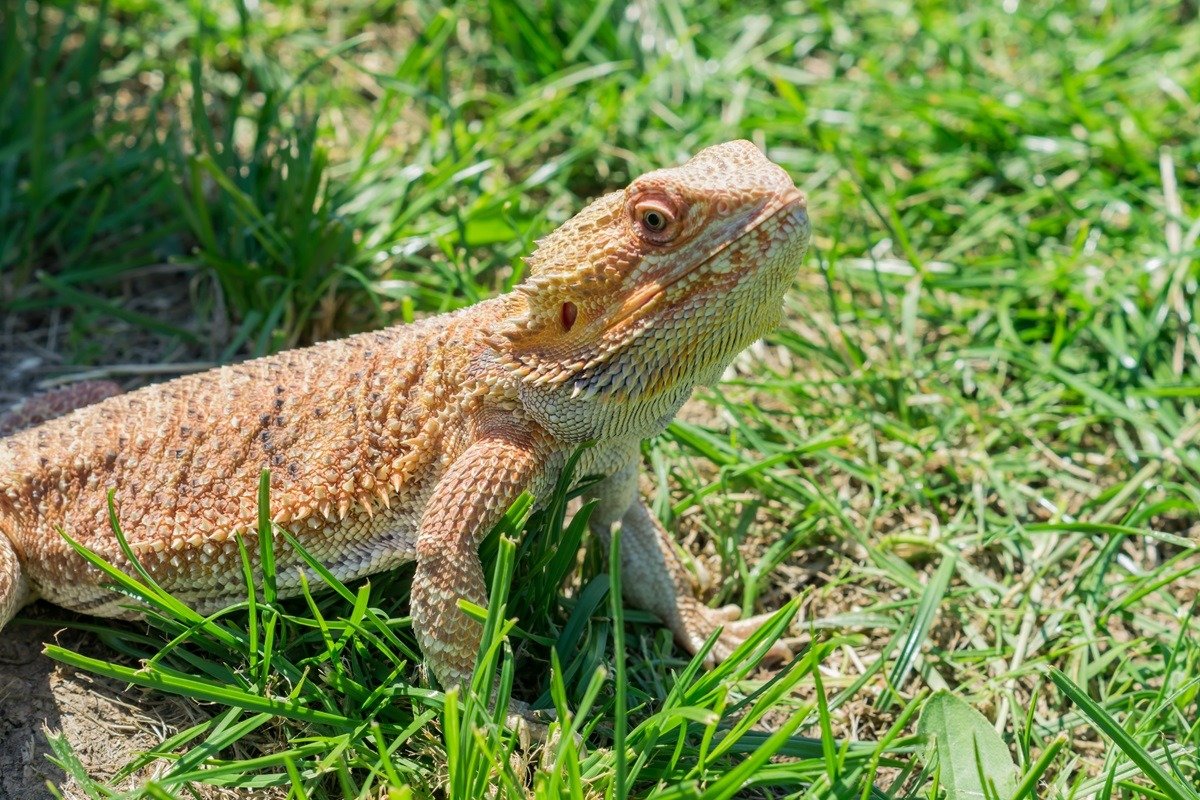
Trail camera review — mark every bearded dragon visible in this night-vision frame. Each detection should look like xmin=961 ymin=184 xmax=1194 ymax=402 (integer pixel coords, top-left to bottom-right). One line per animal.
xmin=0 ymin=140 xmax=809 ymax=694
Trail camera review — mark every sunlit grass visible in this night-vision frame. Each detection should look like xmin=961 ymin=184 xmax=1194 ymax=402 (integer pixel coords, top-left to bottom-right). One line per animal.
xmin=4 ymin=0 xmax=1199 ymax=797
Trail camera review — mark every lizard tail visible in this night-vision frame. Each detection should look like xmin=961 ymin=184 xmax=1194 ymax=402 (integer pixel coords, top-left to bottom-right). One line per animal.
xmin=0 ymin=380 xmax=123 ymax=437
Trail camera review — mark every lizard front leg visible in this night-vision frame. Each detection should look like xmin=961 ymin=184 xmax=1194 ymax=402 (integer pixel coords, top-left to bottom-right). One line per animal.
xmin=410 ymin=430 xmax=551 ymax=691
xmin=587 ymin=459 xmax=792 ymax=665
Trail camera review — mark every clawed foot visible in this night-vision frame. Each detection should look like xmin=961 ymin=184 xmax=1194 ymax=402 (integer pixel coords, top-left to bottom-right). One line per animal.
xmin=504 ymin=699 xmax=558 ymax=748
xmin=678 ymin=602 xmax=793 ymax=666
xmin=508 ymin=701 xmax=591 ymax=767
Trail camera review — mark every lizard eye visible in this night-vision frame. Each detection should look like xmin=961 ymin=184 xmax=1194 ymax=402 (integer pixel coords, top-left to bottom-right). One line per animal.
xmin=560 ymin=301 xmax=578 ymax=331
xmin=633 ymin=198 xmax=678 ymax=243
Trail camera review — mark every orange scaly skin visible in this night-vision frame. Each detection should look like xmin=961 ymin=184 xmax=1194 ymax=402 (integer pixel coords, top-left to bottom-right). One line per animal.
xmin=0 ymin=141 xmax=809 ymax=692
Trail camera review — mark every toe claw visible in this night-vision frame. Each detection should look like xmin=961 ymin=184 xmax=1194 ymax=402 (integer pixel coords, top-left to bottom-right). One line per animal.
xmin=715 ymin=603 xmax=742 ymax=621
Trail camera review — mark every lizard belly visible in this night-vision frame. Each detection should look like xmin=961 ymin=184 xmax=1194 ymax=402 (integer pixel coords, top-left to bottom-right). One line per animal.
xmin=29 ymin=508 xmax=422 ymax=619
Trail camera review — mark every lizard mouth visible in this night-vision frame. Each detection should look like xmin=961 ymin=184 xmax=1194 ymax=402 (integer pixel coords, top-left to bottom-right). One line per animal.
xmin=604 ymin=189 xmax=808 ymax=333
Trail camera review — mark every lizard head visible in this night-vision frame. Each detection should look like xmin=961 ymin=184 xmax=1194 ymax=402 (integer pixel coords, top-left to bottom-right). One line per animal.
xmin=494 ymin=139 xmax=810 ymax=443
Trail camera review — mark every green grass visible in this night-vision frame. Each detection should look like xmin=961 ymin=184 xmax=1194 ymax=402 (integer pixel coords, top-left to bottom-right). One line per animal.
xmin=3 ymin=0 xmax=1199 ymax=797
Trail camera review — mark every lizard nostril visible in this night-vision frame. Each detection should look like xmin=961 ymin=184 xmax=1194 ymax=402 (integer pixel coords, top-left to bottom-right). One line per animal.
xmin=561 ymin=301 xmax=578 ymax=331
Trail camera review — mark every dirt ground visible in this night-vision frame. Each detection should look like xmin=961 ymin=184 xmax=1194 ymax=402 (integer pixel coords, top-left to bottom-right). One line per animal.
xmin=0 ymin=607 xmax=200 ymax=799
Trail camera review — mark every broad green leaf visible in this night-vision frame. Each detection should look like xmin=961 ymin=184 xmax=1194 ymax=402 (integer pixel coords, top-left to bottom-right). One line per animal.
xmin=917 ymin=690 xmax=1017 ymax=800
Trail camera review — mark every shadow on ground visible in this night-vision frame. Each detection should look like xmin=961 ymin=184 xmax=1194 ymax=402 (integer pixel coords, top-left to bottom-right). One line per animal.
xmin=0 ymin=608 xmax=195 ymax=799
